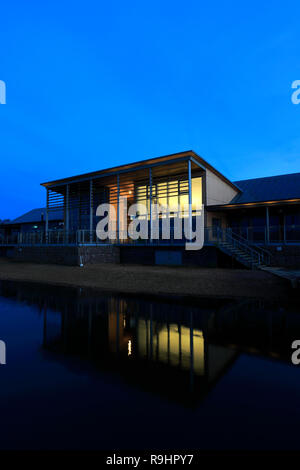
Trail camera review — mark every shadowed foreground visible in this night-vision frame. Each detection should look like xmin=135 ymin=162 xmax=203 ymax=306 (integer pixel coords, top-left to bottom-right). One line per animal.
xmin=0 ymin=258 xmax=291 ymax=299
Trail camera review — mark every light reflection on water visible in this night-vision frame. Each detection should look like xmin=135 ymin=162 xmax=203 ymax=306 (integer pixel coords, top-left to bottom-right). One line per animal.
xmin=0 ymin=280 xmax=300 ymax=450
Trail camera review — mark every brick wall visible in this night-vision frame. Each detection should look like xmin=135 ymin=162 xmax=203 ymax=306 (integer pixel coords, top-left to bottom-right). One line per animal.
xmin=78 ymin=246 xmax=120 ymax=264
xmin=9 ymin=245 xmax=120 ymax=266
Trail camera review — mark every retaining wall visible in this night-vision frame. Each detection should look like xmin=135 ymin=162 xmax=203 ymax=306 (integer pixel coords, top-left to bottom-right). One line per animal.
xmin=8 ymin=245 xmax=120 ymax=266
xmin=5 ymin=243 xmax=299 ymax=268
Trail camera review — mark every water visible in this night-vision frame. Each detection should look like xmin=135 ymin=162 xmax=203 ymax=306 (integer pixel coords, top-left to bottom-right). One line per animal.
xmin=0 ymin=280 xmax=299 ymax=450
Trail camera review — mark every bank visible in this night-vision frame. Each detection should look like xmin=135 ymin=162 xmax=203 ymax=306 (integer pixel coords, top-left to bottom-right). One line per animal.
xmin=0 ymin=258 xmax=293 ymax=300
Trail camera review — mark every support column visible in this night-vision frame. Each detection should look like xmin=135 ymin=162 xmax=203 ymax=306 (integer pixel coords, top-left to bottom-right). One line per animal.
xmin=65 ymin=184 xmax=70 ymax=243
xmin=45 ymin=188 xmax=49 ymax=243
xmin=117 ymin=174 xmax=120 ymax=242
xmin=188 ymin=159 xmax=193 ymax=239
xmin=201 ymin=170 xmax=207 ymax=242
xmin=149 ymin=167 xmax=152 ymax=242
xmin=266 ymin=206 xmax=270 ymax=244
xmin=89 ymin=179 xmax=93 ymax=242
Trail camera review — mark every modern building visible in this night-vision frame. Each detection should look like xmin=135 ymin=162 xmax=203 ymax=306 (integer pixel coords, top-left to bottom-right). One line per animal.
xmin=1 ymin=150 xmax=299 ymax=267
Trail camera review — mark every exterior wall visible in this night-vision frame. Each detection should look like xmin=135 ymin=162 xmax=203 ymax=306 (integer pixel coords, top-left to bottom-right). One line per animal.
xmin=120 ymin=246 xmax=218 ymax=267
xmin=8 ymin=245 xmax=120 ymax=266
xmin=20 ymin=221 xmax=62 ymax=232
xmin=78 ymin=246 xmax=120 ymax=264
xmin=225 ymin=204 xmax=300 ymax=245
xmin=3 ymin=244 xmax=247 ymax=268
xmin=206 ymin=169 xmax=239 ymax=206
xmin=120 ymin=245 xmax=242 ymax=268
xmin=3 ymin=220 xmax=62 ymax=236
xmin=266 ymin=245 xmax=300 ymax=268
xmin=206 ymin=210 xmax=228 ymax=229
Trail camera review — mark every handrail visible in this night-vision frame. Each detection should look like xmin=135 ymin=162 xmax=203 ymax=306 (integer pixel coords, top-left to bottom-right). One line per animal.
xmin=228 ymin=229 xmax=272 ymax=257
xmin=228 ymin=229 xmax=272 ymax=264
xmin=0 ymin=226 xmax=298 ymax=261
xmin=215 ymin=227 xmax=271 ymax=266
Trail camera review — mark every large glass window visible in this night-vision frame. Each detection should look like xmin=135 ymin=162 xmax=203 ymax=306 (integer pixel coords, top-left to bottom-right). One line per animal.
xmin=192 ymin=177 xmax=202 ymax=210
xmin=136 ymin=176 xmax=202 ymax=215
xmin=136 ymin=176 xmax=202 ymax=218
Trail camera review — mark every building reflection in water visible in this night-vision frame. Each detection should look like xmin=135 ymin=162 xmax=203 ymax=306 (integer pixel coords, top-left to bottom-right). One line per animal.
xmin=108 ymin=301 xmax=204 ymax=375
xmin=1 ymin=280 xmax=299 ymax=406
xmin=40 ymin=294 xmax=239 ymax=404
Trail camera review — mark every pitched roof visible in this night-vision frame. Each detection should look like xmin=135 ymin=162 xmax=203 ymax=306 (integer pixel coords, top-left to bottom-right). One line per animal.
xmin=6 ymin=208 xmax=63 ymax=225
xmin=232 ymin=172 xmax=300 ymax=204
xmin=41 ymin=150 xmax=240 ymax=193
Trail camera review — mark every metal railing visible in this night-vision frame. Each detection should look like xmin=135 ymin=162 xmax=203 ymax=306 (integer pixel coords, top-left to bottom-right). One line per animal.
xmin=0 ymin=229 xmax=191 ymax=246
xmin=231 ymin=225 xmax=300 ymax=244
xmin=208 ymin=227 xmax=272 ymax=266
xmin=228 ymin=229 xmax=272 ymax=265
xmin=0 ymin=224 xmax=299 ymax=250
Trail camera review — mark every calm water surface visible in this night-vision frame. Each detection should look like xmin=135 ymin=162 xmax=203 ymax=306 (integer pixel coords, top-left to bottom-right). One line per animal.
xmin=0 ymin=280 xmax=299 ymax=450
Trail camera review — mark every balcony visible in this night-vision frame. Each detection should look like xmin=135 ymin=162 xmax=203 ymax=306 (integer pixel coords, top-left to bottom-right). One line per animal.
xmin=229 ymin=225 xmax=300 ymax=245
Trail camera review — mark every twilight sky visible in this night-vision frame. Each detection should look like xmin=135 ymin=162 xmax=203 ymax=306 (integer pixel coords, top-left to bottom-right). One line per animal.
xmin=0 ymin=0 xmax=300 ymax=219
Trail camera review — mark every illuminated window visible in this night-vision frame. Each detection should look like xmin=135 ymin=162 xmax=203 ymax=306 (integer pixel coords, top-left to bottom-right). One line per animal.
xmin=136 ymin=176 xmax=202 ymax=218
xmin=192 ymin=177 xmax=202 ymax=210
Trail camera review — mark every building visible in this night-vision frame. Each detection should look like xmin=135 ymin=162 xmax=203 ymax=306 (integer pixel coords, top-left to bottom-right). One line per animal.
xmin=210 ymin=172 xmax=300 ymax=245
xmin=1 ymin=150 xmax=300 ymax=267
xmin=0 ymin=208 xmax=63 ymax=239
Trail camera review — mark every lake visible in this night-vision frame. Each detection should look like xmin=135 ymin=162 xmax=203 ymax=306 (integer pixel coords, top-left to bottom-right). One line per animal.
xmin=0 ymin=280 xmax=299 ymax=450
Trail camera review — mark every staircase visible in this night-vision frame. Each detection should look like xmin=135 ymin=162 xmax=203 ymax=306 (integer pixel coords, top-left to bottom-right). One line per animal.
xmin=213 ymin=228 xmax=272 ymax=269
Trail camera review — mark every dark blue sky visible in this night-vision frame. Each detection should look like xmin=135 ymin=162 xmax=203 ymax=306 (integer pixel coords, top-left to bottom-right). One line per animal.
xmin=1 ymin=1 xmax=300 ymax=219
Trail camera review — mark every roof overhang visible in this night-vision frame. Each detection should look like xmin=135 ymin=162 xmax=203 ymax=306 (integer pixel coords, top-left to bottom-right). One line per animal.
xmin=40 ymin=150 xmax=240 ymax=193
xmin=207 ymin=198 xmax=300 ymax=211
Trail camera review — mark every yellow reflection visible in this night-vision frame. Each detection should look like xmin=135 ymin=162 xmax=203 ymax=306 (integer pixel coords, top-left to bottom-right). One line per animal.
xmin=137 ymin=319 xmax=204 ymax=375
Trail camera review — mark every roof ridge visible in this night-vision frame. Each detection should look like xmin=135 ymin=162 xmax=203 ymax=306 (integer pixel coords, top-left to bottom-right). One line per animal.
xmin=234 ymin=171 xmax=300 ymax=183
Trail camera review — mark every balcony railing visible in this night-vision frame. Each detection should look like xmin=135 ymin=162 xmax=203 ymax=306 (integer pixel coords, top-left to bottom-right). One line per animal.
xmin=229 ymin=225 xmax=300 ymax=244
xmin=0 ymin=225 xmax=300 ymax=246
